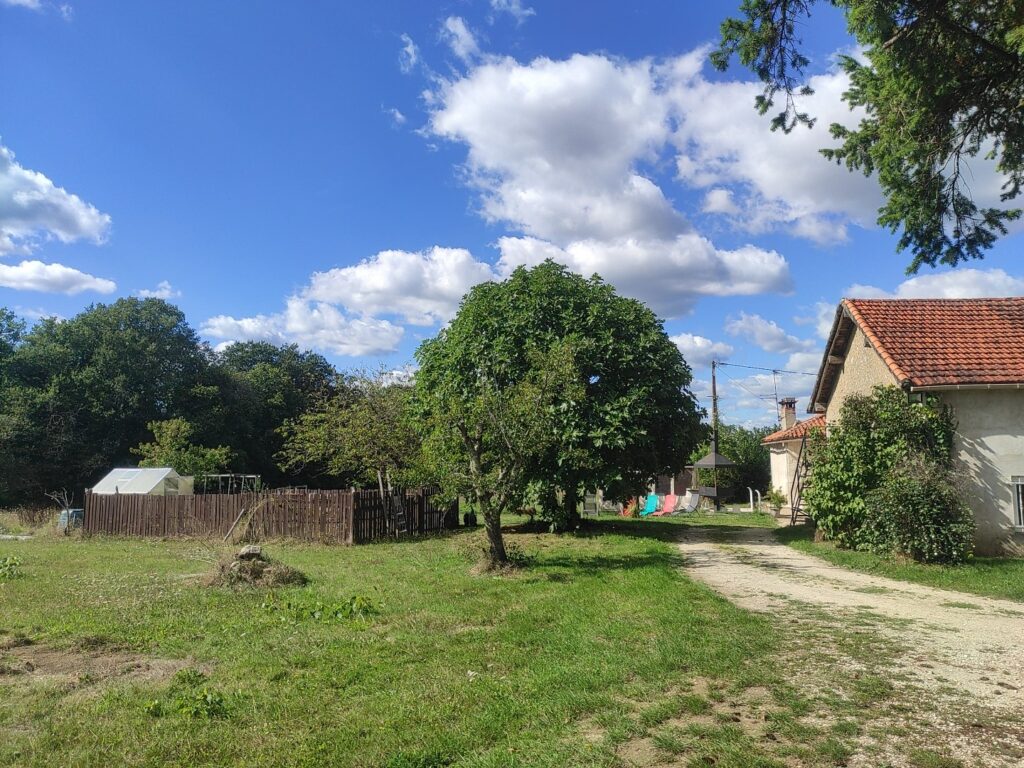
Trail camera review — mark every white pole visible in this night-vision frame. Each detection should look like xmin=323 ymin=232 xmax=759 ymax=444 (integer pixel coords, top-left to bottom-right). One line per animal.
xmin=755 ymin=490 xmax=762 ymax=508
xmin=747 ymin=487 xmax=754 ymax=512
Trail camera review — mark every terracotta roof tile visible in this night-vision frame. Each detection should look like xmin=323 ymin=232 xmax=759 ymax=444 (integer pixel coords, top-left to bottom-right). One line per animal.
xmin=843 ymin=298 xmax=1024 ymax=388
xmin=762 ymin=414 xmax=826 ymax=444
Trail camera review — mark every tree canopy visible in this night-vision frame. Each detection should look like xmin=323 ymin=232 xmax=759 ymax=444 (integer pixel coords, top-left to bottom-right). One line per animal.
xmin=133 ymin=418 xmax=233 ymax=477
xmin=715 ymin=1 xmax=1024 ymax=271
xmin=0 ymin=300 xmax=340 ymax=504
xmin=278 ymin=370 xmax=426 ymax=494
xmin=415 ymin=260 xmax=703 ymax=565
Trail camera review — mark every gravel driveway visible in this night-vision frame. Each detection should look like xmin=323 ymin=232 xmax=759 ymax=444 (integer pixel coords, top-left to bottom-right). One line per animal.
xmin=678 ymin=526 xmax=1024 ymax=712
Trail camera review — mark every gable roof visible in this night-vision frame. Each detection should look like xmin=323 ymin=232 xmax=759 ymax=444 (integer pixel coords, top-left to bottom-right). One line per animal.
xmin=761 ymin=414 xmax=825 ymax=444
xmin=92 ymin=467 xmax=180 ymax=494
xmin=810 ymin=297 xmax=1024 ymax=411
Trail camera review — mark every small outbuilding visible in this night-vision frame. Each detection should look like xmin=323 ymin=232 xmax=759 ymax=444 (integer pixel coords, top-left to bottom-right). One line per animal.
xmin=761 ymin=398 xmax=824 ymax=522
xmin=91 ymin=467 xmax=194 ymax=496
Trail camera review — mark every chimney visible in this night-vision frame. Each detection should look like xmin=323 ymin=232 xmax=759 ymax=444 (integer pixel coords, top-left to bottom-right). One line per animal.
xmin=779 ymin=398 xmax=797 ymax=430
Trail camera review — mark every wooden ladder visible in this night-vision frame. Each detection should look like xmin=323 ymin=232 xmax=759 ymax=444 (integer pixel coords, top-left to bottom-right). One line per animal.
xmin=389 ymin=490 xmax=410 ymax=537
xmin=789 ymin=434 xmax=812 ymax=526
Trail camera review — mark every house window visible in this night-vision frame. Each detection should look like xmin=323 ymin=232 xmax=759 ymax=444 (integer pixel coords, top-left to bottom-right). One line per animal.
xmin=1014 ymin=477 xmax=1024 ymax=529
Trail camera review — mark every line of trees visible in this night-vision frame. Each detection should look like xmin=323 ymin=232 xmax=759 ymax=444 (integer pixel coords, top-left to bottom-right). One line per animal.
xmin=0 ymin=261 xmax=777 ymax=567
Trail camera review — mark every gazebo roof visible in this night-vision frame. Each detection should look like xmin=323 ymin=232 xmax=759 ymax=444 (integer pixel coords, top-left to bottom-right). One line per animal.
xmin=693 ymin=450 xmax=736 ymax=469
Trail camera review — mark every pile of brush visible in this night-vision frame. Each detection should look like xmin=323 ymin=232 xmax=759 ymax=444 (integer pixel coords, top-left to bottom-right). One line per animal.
xmin=205 ymin=545 xmax=308 ymax=588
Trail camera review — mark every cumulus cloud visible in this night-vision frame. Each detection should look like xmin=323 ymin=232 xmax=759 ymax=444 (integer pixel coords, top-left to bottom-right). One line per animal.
xmin=304 ymin=246 xmax=496 ymax=325
xmin=2 ymin=0 xmax=43 ymax=9
xmin=490 ymin=0 xmax=534 ymax=25
xmin=702 ymin=188 xmax=739 ymax=216
xmin=848 ymin=268 xmax=1024 ymax=300
xmin=429 ymin=53 xmax=792 ymax=317
xmin=725 ymin=312 xmax=816 ymax=354
xmin=496 ymin=235 xmax=790 ymax=317
xmin=137 ymin=280 xmax=181 ymax=300
xmin=0 ymin=259 xmax=115 ymax=294
xmin=202 ymin=297 xmax=404 ymax=357
xmin=0 ymin=143 xmax=111 ymax=255
xmin=440 ymin=17 xmax=480 ymax=65
xmin=670 ymin=63 xmax=881 ymax=245
xmin=398 ymin=33 xmax=419 ymax=73
xmin=794 ymin=301 xmax=838 ymax=340
xmin=670 ymin=332 xmax=733 ymax=368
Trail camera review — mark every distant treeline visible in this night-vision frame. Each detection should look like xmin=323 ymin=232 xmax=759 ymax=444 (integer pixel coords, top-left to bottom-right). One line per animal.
xmin=0 ymin=299 xmax=362 ymax=505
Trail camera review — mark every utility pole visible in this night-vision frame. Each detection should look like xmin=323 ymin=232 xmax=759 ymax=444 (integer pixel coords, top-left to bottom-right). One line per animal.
xmin=711 ymin=359 xmax=719 ymax=450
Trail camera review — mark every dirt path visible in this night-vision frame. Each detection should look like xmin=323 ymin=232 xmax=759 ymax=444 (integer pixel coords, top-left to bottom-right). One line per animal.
xmin=678 ymin=526 xmax=1024 ymax=713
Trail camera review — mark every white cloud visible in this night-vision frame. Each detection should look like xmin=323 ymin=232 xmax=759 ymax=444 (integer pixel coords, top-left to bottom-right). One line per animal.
xmin=440 ymin=17 xmax=480 ymax=65
xmin=0 ymin=259 xmax=115 ymax=294
xmin=490 ymin=0 xmax=534 ymax=24
xmin=669 ymin=52 xmax=1012 ymax=246
xmin=784 ymin=350 xmax=824 ymax=374
xmin=13 ymin=305 xmax=62 ymax=321
xmin=725 ymin=312 xmax=815 ymax=354
xmin=398 ymin=33 xmax=419 ymax=73
xmin=670 ymin=332 xmax=733 ymax=368
xmin=429 ymin=53 xmax=792 ymax=317
xmin=137 ymin=280 xmax=181 ymax=300
xmin=0 ymin=143 xmax=111 ymax=255
xmin=2 ymin=0 xmax=43 ymax=9
xmin=670 ymin=62 xmax=882 ymax=245
xmin=385 ymin=107 xmax=407 ymax=126
xmin=702 ymin=188 xmax=739 ymax=216
xmin=794 ymin=301 xmax=838 ymax=340
xmin=848 ymin=268 xmax=1024 ymax=300
xmin=202 ymin=297 xmax=403 ymax=357
xmin=304 ymin=246 xmax=495 ymax=325
xmin=497 ymin=235 xmax=790 ymax=317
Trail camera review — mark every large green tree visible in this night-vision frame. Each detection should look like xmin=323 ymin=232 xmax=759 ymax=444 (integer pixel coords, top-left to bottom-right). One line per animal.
xmin=278 ymin=370 xmax=425 ymax=494
xmin=715 ymin=1 xmax=1024 ymax=271
xmin=415 ymin=261 xmax=703 ymax=564
xmin=211 ymin=341 xmax=338 ymax=486
xmin=133 ymin=418 xmax=233 ymax=477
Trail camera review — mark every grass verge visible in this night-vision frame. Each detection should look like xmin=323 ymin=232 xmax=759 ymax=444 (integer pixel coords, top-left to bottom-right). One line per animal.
xmin=776 ymin=524 xmax=1024 ymax=602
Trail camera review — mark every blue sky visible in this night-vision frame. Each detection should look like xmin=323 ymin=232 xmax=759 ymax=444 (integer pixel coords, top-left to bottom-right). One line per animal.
xmin=2 ymin=0 xmax=1022 ymax=427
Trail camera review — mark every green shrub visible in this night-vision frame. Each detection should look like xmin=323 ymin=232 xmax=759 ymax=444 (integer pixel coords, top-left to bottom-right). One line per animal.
xmin=803 ymin=386 xmax=957 ymax=549
xmin=861 ymin=457 xmax=974 ymax=564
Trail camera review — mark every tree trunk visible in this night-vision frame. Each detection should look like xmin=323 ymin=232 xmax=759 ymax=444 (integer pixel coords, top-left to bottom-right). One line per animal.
xmin=478 ymin=492 xmax=507 ymax=568
xmin=558 ymin=483 xmax=581 ymax=532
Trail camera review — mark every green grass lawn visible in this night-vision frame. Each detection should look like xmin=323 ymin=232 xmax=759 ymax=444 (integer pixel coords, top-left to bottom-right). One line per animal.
xmin=776 ymin=524 xmax=1024 ymax=603
xmin=0 ymin=512 xmax=863 ymax=768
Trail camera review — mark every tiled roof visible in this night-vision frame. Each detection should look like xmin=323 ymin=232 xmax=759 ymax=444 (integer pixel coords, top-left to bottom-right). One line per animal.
xmin=762 ymin=414 xmax=826 ymax=444
xmin=844 ymin=297 xmax=1024 ymax=387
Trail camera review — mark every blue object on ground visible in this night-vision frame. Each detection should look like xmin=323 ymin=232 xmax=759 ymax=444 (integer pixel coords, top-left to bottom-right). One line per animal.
xmin=639 ymin=495 xmax=660 ymax=517
xmin=58 ymin=508 xmax=84 ymax=531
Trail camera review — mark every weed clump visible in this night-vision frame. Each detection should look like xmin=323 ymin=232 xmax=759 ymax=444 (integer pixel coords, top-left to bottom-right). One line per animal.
xmin=0 ymin=555 xmax=23 ymax=581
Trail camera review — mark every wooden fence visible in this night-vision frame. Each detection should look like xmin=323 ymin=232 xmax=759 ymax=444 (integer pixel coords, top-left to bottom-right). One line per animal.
xmin=83 ymin=488 xmax=457 ymax=544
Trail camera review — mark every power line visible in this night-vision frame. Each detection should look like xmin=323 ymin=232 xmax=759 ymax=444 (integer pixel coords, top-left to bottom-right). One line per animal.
xmin=714 ymin=366 xmax=776 ymax=404
xmin=715 ymin=361 xmax=817 ymax=376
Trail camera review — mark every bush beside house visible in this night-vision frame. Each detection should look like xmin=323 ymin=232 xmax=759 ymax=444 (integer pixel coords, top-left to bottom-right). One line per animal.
xmin=804 ymin=385 xmax=974 ymax=563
